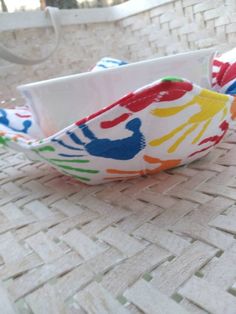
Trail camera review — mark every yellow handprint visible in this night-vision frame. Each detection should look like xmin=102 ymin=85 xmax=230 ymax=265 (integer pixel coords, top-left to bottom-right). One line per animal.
xmin=149 ymin=89 xmax=230 ymax=153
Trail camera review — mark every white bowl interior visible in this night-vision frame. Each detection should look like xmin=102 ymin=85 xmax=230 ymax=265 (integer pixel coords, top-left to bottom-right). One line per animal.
xmin=18 ymin=49 xmax=215 ymax=138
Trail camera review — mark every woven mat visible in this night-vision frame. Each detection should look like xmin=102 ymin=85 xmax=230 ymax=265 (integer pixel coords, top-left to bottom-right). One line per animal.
xmin=1 ymin=127 xmax=236 ymax=314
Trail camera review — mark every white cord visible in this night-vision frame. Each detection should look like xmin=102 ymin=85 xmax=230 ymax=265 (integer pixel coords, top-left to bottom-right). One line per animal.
xmin=0 ymin=7 xmax=61 ymax=65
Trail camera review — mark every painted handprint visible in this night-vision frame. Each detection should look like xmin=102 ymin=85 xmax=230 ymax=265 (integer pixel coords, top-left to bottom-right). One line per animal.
xmin=0 ymin=109 xmax=32 ymax=134
xmin=95 ymin=78 xmax=193 ymax=129
xmin=213 ymin=59 xmax=236 ymax=95
xmin=149 ymin=89 xmax=230 ymax=153
xmin=33 ymin=145 xmax=99 ymax=182
xmin=105 ymin=155 xmax=181 ymax=180
xmin=189 ymin=120 xmax=229 ymax=157
xmin=52 ymin=118 xmax=145 ymax=160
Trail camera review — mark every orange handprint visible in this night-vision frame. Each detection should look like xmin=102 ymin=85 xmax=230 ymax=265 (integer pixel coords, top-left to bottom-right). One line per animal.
xmin=105 ymin=155 xmax=181 ymax=180
xmin=149 ymin=89 xmax=230 ymax=153
xmin=230 ymin=97 xmax=236 ymax=120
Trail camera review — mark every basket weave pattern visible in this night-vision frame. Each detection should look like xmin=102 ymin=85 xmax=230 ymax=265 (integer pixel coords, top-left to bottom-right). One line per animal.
xmin=1 ymin=125 xmax=236 ymax=313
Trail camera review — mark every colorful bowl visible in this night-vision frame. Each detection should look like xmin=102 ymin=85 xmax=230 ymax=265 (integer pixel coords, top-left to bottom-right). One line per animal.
xmin=1 ymin=50 xmax=236 ymax=185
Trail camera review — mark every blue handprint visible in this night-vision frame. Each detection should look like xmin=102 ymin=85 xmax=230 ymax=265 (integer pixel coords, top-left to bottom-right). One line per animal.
xmin=0 ymin=109 xmax=32 ymax=134
xmin=52 ymin=118 xmax=146 ymax=160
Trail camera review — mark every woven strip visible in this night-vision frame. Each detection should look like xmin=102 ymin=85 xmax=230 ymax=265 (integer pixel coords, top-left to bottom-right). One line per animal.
xmin=1 ymin=125 xmax=236 ymax=314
